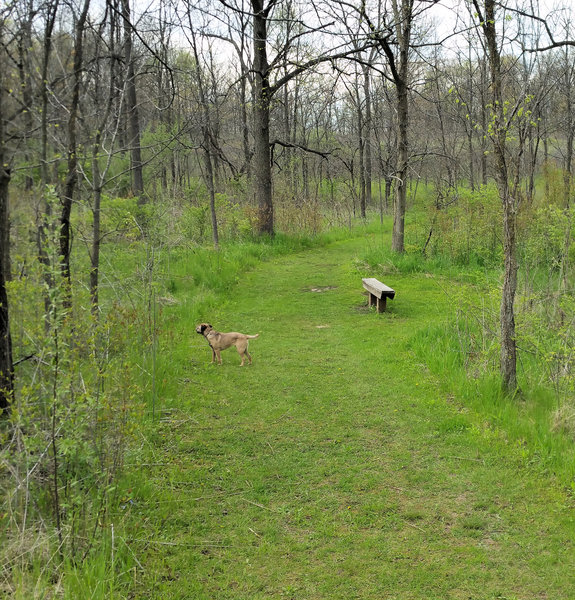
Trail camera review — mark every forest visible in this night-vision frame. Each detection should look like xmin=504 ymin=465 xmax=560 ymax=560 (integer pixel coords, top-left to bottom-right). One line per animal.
xmin=2 ymin=0 xmax=575 ymax=597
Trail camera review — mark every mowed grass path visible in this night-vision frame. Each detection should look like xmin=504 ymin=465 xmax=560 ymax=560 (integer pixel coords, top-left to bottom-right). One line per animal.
xmin=130 ymin=235 xmax=575 ymax=599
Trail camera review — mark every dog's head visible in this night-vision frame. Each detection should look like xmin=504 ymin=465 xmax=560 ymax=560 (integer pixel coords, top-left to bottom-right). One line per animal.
xmin=196 ymin=323 xmax=213 ymax=336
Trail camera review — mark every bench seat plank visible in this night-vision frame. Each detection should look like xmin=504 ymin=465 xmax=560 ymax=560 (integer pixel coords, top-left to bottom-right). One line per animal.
xmin=362 ymin=278 xmax=395 ymax=299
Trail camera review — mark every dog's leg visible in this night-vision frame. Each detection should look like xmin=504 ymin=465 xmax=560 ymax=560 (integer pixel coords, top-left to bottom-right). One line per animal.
xmin=238 ymin=349 xmax=251 ymax=366
xmin=238 ymin=346 xmax=252 ymax=366
xmin=215 ymin=349 xmax=223 ymax=365
xmin=210 ymin=345 xmax=217 ymax=364
xmin=236 ymin=341 xmax=248 ymax=366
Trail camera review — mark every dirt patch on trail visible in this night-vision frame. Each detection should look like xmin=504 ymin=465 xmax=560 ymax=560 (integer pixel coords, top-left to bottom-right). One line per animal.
xmin=305 ymin=286 xmax=338 ymax=293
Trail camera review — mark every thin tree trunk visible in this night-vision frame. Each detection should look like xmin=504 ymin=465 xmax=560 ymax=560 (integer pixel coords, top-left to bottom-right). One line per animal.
xmin=90 ymin=180 xmax=102 ymax=317
xmin=475 ymin=0 xmax=518 ymax=393
xmin=467 ymin=33 xmax=475 ymax=191
xmin=240 ymin=68 xmax=251 ymax=178
xmin=202 ymin=134 xmax=219 ymax=248
xmin=0 ymin=160 xmax=13 ymax=416
xmin=357 ymin=86 xmax=366 ymax=218
xmin=468 ymin=130 xmax=475 ymax=191
xmin=37 ymin=0 xmax=59 ymax=325
xmin=189 ymin=22 xmax=219 ymax=248
xmin=40 ymin=0 xmax=59 ymax=188
xmin=363 ymin=65 xmax=373 ymax=213
xmin=480 ymin=58 xmax=489 ymax=186
xmin=561 ymin=47 xmax=573 ymax=291
xmin=17 ymin=7 xmax=35 ymax=192
xmin=60 ymin=0 xmax=91 ymax=295
xmin=121 ymin=0 xmax=144 ymax=201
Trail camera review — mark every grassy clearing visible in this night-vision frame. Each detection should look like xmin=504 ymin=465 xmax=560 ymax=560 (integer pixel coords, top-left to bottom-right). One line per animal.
xmin=118 ymin=231 xmax=575 ymax=599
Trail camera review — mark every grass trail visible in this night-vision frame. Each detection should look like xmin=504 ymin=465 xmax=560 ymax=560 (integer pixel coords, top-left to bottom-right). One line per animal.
xmin=128 ymin=235 xmax=575 ymax=599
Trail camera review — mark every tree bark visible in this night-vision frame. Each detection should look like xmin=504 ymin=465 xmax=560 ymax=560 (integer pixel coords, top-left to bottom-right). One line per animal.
xmin=251 ymin=0 xmax=274 ymax=235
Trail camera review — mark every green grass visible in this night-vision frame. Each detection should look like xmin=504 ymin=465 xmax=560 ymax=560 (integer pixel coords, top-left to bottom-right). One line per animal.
xmin=113 ymin=231 xmax=575 ymax=599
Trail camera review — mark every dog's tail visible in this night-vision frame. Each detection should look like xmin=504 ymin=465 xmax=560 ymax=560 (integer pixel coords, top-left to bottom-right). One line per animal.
xmin=246 ymin=334 xmax=259 ymax=339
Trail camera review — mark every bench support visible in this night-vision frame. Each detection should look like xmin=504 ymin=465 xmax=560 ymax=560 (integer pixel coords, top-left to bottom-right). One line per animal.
xmin=368 ymin=292 xmax=387 ymax=313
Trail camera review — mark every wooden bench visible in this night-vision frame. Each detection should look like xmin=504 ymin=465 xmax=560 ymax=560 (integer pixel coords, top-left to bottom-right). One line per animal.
xmin=362 ymin=278 xmax=395 ymax=313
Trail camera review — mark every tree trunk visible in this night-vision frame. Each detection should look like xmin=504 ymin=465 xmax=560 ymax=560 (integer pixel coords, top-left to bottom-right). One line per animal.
xmin=202 ymin=135 xmax=219 ymax=249
xmin=240 ymin=67 xmax=252 ymax=178
xmin=60 ymin=0 xmax=90 ymax=294
xmin=90 ymin=182 xmax=102 ymax=318
xmin=189 ymin=21 xmax=219 ymax=248
xmin=480 ymin=58 xmax=489 ymax=186
xmin=0 ymin=165 xmax=13 ymax=416
xmin=251 ymin=0 xmax=274 ymax=235
xmin=121 ymin=0 xmax=144 ymax=201
xmin=392 ymin=76 xmax=409 ymax=252
xmin=17 ymin=9 xmax=35 ymax=192
xmin=0 ymin=50 xmax=13 ymax=414
xmin=90 ymin=129 xmax=103 ymax=315
xmin=357 ymin=88 xmax=366 ymax=218
xmin=363 ymin=65 xmax=373 ymax=213
xmin=560 ymin=46 xmax=573 ymax=291
xmin=389 ymin=0 xmax=412 ymax=253
xmin=564 ymin=51 xmax=573 ymax=207
xmin=40 ymin=0 xmax=59 ymax=188
xmin=468 ymin=130 xmax=475 ymax=191
xmin=475 ymin=0 xmax=518 ymax=393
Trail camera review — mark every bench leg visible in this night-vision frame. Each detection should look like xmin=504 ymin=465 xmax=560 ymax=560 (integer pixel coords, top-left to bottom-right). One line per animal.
xmin=368 ymin=293 xmax=375 ymax=309
xmin=368 ymin=293 xmax=387 ymax=312
xmin=376 ymin=296 xmax=387 ymax=313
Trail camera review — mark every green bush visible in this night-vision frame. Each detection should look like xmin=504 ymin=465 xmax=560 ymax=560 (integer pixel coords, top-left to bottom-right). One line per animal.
xmin=407 ymin=184 xmax=502 ymax=267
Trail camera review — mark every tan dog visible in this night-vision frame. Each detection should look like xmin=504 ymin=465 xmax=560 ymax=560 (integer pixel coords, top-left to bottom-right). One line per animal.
xmin=196 ymin=323 xmax=259 ymax=366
